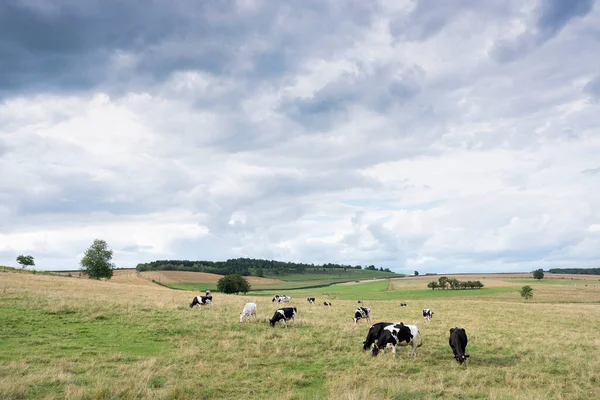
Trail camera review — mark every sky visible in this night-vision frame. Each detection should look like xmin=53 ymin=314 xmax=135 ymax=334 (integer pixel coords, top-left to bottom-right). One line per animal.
xmin=1 ymin=0 xmax=599 ymax=274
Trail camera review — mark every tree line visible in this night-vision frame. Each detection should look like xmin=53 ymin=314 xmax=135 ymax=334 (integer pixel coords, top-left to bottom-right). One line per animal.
xmin=547 ymin=268 xmax=600 ymax=275
xmin=427 ymin=276 xmax=484 ymax=290
xmin=136 ymin=257 xmax=392 ymax=276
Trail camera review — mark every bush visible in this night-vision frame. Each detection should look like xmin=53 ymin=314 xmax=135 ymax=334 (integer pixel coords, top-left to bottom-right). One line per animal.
xmin=520 ymin=285 xmax=534 ymax=300
xmin=217 ymin=274 xmax=250 ymax=294
xmin=533 ymin=269 xmax=544 ymax=280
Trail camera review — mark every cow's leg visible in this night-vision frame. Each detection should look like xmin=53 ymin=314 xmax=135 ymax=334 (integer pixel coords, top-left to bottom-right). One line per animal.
xmin=392 ymin=345 xmax=396 ymax=358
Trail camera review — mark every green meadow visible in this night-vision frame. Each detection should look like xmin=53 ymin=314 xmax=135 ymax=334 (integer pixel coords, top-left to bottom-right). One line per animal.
xmin=2 ymin=268 xmax=600 ymax=399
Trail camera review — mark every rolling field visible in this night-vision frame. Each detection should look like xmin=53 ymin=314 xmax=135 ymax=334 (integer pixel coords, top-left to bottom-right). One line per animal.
xmin=2 ymin=269 xmax=600 ymax=399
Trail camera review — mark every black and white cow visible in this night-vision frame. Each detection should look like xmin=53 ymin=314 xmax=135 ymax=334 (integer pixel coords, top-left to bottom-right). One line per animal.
xmin=190 ymin=295 xmax=213 ymax=309
xmin=269 ymin=307 xmax=297 ymax=327
xmin=400 ymin=303 xmax=408 ymax=307
xmin=422 ymin=308 xmax=434 ymax=321
xmin=449 ymin=327 xmax=469 ymax=365
xmin=354 ymin=307 xmax=371 ymax=324
xmin=307 ymin=297 xmax=316 ymax=304
xmin=323 ymin=301 xmax=332 ymax=306
xmin=272 ymin=295 xmax=292 ymax=303
xmin=363 ymin=322 xmax=422 ymax=357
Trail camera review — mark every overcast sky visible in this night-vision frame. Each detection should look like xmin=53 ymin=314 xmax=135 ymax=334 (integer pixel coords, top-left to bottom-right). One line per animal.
xmin=1 ymin=0 xmax=599 ymax=273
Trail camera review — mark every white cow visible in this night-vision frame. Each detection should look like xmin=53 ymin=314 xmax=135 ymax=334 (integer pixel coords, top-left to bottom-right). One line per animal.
xmin=239 ymin=302 xmax=257 ymax=323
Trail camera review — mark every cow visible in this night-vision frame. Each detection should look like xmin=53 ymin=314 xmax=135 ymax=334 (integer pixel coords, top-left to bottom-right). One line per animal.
xmin=449 ymin=327 xmax=469 ymax=365
xmin=272 ymin=295 xmax=292 ymax=303
xmin=423 ymin=308 xmax=434 ymax=321
xmin=323 ymin=301 xmax=332 ymax=306
xmin=269 ymin=307 xmax=297 ymax=327
xmin=307 ymin=297 xmax=316 ymax=304
xmin=400 ymin=303 xmax=408 ymax=307
xmin=363 ymin=322 xmax=423 ymax=357
xmin=239 ymin=302 xmax=257 ymax=323
xmin=354 ymin=307 xmax=371 ymax=324
xmin=190 ymin=295 xmax=212 ymax=309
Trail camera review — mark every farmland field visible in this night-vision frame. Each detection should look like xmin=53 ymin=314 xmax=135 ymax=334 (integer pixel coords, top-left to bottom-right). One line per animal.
xmin=2 ymin=268 xmax=600 ymax=399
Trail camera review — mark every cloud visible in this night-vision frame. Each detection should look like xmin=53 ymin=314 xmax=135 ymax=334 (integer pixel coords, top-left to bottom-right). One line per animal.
xmin=1 ymin=0 xmax=600 ymax=273
xmin=490 ymin=0 xmax=596 ymax=63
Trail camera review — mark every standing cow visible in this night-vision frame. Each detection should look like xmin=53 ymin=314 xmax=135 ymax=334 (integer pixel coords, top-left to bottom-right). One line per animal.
xmin=239 ymin=302 xmax=257 ymax=323
xmin=307 ymin=297 xmax=316 ymax=304
xmin=190 ymin=295 xmax=212 ymax=309
xmin=364 ymin=322 xmax=423 ymax=357
xmin=422 ymin=308 xmax=434 ymax=322
xmin=354 ymin=307 xmax=371 ymax=324
xmin=269 ymin=307 xmax=297 ymax=327
xmin=449 ymin=327 xmax=469 ymax=365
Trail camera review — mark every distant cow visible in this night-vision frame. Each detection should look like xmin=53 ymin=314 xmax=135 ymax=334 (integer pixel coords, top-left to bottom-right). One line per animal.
xmin=354 ymin=307 xmax=371 ymax=324
xmin=323 ymin=301 xmax=332 ymax=306
xmin=272 ymin=295 xmax=292 ymax=303
xmin=269 ymin=307 xmax=297 ymax=327
xmin=449 ymin=327 xmax=469 ymax=365
xmin=239 ymin=302 xmax=257 ymax=323
xmin=307 ymin=297 xmax=316 ymax=304
xmin=423 ymin=308 xmax=434 ymax=321
xmin=190 ymin=295 xmax=212 ymax=309
xmin=400 ymin=303 xmax=408 ymax=307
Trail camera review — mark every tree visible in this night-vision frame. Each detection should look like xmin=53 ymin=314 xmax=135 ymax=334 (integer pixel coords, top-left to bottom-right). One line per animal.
xmin=16 ymin=255 xmax=35 ymax=269
xmin=438 ymin=276 xmax=449 ymax=289
xmin=520 ymin=285 xmax=534 ymax=300
xmin=80 ymin=239 xmax=115 ymax=280
xmin=533 ymin=269 xmax=544 ymax=280
xmin=414 ymin=271 xmax=419 ymax=276
xmin=217 ymin=274 xmax=251 ymax=294
xmin=427 ymin=281 xmax=438 ymax=290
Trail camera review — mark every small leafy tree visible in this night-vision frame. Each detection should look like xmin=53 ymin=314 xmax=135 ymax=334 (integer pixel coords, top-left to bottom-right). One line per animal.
xmin=427 ymin=281 xmax=438 ymax=290
xmin=217 ymin=274 xmax=250 ymax=294
xmin=520 ymin=285 xmax=534 ymax=300
xmin=438 ymin=276 xmax=449 ymax=289
xmin=533 ymin=269 xmax=544 ymax=280
xmin=16 ymin=255 xmax=35 ymax=269
xmin=414 ymin=271 xmax=419 ymax=276
xmin=80 ymin=239 xmax=115 ymax=280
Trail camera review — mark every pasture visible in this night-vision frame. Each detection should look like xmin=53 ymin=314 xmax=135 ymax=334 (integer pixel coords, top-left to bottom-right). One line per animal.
xmin=1 ymin=269 xmax=600 ymax=399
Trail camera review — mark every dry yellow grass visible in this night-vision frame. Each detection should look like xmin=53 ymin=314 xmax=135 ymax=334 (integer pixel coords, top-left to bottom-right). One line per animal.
xmin=2 ymin=270 xmax=600 ymax=399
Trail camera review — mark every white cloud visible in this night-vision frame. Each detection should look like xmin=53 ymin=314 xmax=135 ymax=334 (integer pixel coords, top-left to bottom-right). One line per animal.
xmin=1 ymin=0 xmax=599 ymax=273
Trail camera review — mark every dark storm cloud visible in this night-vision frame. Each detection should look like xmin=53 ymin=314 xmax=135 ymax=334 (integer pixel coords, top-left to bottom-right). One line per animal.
xmin=0 ymin=0 xmax=380 ymax=98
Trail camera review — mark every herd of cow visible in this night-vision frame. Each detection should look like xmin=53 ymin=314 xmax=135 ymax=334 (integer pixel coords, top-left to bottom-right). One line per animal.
xmin=189 ymin=292 xmax=470 ymax=365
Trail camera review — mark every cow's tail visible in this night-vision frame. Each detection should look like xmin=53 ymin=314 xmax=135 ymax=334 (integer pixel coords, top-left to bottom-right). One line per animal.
xmin=417 ymin=330 xmax=424 ymax=348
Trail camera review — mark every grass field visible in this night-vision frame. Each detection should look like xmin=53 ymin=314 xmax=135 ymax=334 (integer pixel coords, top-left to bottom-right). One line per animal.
xmin=161 ymin=269 xmax=401 ymax=293
xmin=2 ymin=268 xmax=600 ymax=399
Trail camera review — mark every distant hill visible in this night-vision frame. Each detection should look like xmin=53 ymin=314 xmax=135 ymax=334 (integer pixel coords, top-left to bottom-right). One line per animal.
xmin=136 ymin=257 xmax=395 ymax=277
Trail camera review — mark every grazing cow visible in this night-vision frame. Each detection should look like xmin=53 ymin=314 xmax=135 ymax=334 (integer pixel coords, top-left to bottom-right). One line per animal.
xmin=269 ymin=307 xmax=297 ymax=327
xmin=354 ymin=307 xmax=371 ymax=324
xmin=400 ymin=303 xmax=408 ymax=307
xmin=363 ymin=322 xmax=423 ymax=357
xmin=449 ymin=327 xmax=469 ymax=365
xmin=362 ymin=322 xmax=397 ymax=351
xmin=239 ymin=302 xmax=257 ymax=323
xmin=323 ymin=301 xmax=332 ymax=306
xmin=272 ymin=295 xmax=292 ymax=303
xmin=307 ymin=297 xmax=316 ymax=304
xmin=422 ymin=308 xmax=434 ymax=321
xmin=190 ymin=295 xmax=213 ymax=309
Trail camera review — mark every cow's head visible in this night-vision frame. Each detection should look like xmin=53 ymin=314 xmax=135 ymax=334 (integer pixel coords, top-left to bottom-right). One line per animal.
xmin=269 ymin=318 xmax=276 ymax=327
xmin=455 ymin=354 xmax=470 ymax=364
xmin=371 ymin=345 xmax=381 ymax=357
